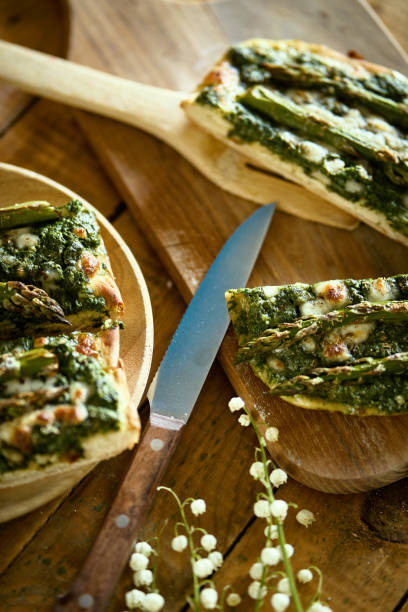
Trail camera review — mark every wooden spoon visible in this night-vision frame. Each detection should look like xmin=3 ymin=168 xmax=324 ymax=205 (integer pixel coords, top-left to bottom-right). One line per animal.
xmin=0 ymin=40 xmax=358 ymax=230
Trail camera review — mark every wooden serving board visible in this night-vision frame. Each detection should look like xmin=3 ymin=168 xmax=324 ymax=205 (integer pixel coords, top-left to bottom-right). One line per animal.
xmin=69 ymin=0 xmax=408 ymax=494
xmin=0 ymin=163 xmax=153 ymax=519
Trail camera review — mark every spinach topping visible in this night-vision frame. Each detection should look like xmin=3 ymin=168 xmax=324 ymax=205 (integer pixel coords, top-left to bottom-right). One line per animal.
xmin=0 ymin=332 xmax=122 ymax=472
xmin=0 ymin=200 xmax=107 ymax=315
xmin=196 ymin=42 xmax=408 ymax=237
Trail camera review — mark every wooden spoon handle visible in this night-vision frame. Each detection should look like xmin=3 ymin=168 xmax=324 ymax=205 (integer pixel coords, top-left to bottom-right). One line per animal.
xmin=0 ymin=40 xmax=183 ymax=139
xmin=54 ymin=415 xmax=184 ymax=612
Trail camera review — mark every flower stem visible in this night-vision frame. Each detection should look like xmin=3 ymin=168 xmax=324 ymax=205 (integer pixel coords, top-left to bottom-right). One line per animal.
xmin=249 ymin=413 xmax=304 ymax=612
xmin=158 ymin=487 xmax=201 ymax=611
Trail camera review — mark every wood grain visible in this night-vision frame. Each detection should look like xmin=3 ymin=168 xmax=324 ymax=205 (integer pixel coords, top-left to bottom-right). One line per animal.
xmin=0 ymin=0 xmax=69 ymax=133
xmin=0 ymin=39 xmax=357 ymax=229
xmin=0 ymin=1 xmax=407 ymax=611
xmin=72 ymin=0 xmax=408 ymax=494
xmin=0 ymin=99 xmax=120 ymax=218
xmin=212 ymin=479 xmax=408 ymax=611
xmin=77 ymin=111 xmax=408 ymax=493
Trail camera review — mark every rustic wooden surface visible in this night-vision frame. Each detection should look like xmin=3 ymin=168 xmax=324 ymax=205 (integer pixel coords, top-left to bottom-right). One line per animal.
xmin=0 ymin=1 xmax=407 ymax=611
xmin=71 ymin=0 xmax=408 ymax=493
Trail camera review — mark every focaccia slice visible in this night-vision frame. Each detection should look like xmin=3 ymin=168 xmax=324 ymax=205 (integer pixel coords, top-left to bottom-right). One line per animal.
xmin=0 ymin=200 xmax=123 ymax=333
xmin=0 ymin=325 xmax=138 ymax=522
xmin=226 ymin=275 xmax=408 ymax=416
xmin=183 ymin=39 xmax=408 ymax=246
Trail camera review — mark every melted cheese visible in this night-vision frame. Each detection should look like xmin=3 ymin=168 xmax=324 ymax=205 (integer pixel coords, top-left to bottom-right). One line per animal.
xmin=299 ymin=141 xmax=328 ymax=164
xmin=345 ymin=179 xmax=363 ymax=194
xmin=328 ymin=322 xmax=375 ymax=347
xmin=279 ymin=131 xmax=299 ymax=146
xmin=41 ymin=267 xmax=61 ymax=292
xmin=15 ymin=232 xmax=39 ymax=249
xmin=301 ymin=336 xmax=316 ymax=352
xmin=6 ymin=227 xmax=40 ymax=249
xmin=314 ymin=280 xmax=350 ymax=308
xmin=267 ymin=356 xmax=285 ymax=371
xmin=356 ymin=164 xmax=371 ymax=180
xmin=368 ymin=278 xmax=398 ymax=302
xmin=263 ymin=286 xmax=282 ymax=298
xmin=339 ymin=322 xmax=375 ymax=344
xmin=323 ymin=342 xmax=352 ymax=362
xmin=324 ymin=158 xmax=345 ymax=174
xmin=4 ymin=376 xmax=57 ymax=396
xmin=300 ymin=298 xmax=332 ymax=317
xmin=70 ymin=382 xmax=92 ymax=404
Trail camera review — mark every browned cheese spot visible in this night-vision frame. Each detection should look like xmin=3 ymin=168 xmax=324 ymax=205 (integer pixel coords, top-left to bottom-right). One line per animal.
xmin=13 ymin=425 xmax=32 ymax=453
xmin=80 ymin=253 xmax=100 ymax=277
xmin=76 ymin=333 xmax=98 ymax=358
xmin=74 ymin=227 xmax=87 ymax=239
xmin=323 ymin=283 xmax=347 ymax=304
xmin=54 ymin=405 xmax=87 ymax=425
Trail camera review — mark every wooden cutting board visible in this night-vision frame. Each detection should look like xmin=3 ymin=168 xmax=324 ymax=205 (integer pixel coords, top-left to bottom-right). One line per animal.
xmin=68 ymin=0 xmax=408 ymax=493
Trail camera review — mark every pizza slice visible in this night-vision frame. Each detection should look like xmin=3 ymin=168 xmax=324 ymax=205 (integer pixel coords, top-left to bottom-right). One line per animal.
xmin=0 ymin=200 xmax=123 ymax=333
xmin=226 ymin=275 xmax=408 ymax=415
xmin=0 ymin=323 xmax=138 ymax=522
xmin=183 ymin=39 xmax=408 ymax=246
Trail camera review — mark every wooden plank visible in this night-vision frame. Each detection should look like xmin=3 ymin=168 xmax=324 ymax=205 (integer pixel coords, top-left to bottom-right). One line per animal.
xmin=77 ymin=110 xmax=408 ymax=494
xmin=0 ymin=1 xmax=407 ymax=610
xmin=214 ymin=478 xmax=408 ymax=611
xmin=0 ymin=100 xmax=120 ymax=218
xmin=0 ymin=0 xmax=69 ymax=132
xmin=65 ymin=1 xmax=408 ymax=607
xmin=367 ymin=0 xmax=408 ymax=54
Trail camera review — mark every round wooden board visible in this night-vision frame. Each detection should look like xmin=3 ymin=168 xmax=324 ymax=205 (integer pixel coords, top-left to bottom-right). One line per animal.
xmin=0 ymin=162 xmax=153 ymax=519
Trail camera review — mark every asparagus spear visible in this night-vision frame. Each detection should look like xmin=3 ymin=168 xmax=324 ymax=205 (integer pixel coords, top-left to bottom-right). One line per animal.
xmin=268 ymin=352 xmax=408 ymax=396
xmin=0 ymin=201 xmax=61 ymax=230
xmin=0 ymin=387 xmax=68 ymax=423
xmin=0 ymin=348 xmax=58 ymax=382
xmin=236 ymin=300 xmax=408 ymax=362
xmin=241 ymin=85 xmax=408 ymax=185
xmin=0 ymin=281 xmax=69 ymax=326
xmin=257 ymin=62 xmax=408 ymax=129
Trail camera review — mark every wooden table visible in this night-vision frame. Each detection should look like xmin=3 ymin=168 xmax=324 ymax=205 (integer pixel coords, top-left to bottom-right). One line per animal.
xmin=0 ymin=1 xmax=407 ymax=611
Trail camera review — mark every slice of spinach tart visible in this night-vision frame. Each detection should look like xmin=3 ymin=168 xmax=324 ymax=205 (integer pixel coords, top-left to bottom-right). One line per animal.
xmin=0 ymin=200 xmax=124 ymax=332
xmin=183 ymin=39 xmax=408 ymax=246
xmin=226 ymin=275 xmax=408 ymax=416
xmin=0 ymin=325 xmax=139 ymax=521
xmin=0 ymin=199 xmax=137 ymax=522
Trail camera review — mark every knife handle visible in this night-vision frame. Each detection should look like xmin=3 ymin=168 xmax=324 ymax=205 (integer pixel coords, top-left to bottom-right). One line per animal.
xmin=54 ymin=414 xmax=184 ymax=612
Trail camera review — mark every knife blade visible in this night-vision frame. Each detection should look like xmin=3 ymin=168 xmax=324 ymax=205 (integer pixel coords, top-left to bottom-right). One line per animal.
xmin=55 ymin=203 xmax=275 ymax=612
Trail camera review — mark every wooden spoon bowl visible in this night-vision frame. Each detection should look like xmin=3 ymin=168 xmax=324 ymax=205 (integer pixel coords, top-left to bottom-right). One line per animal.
xmin=0 ymin=162 xmax=153 ymax=521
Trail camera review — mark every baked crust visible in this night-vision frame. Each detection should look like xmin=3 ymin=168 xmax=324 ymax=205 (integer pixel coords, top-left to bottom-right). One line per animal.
xmin=0 ymin=327 xmax=139 ymax=522
xmin=183 ymin=39 xmax=408 ymax=247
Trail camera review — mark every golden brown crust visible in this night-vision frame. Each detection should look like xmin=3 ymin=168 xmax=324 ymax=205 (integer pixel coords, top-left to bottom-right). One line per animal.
xmin=88 ymin=252 xmax=124 ymax=316
xmin=98 ymin=326 xmax=120 ymax=368
xmin=282 ymin=394 xmax=386 ymax=417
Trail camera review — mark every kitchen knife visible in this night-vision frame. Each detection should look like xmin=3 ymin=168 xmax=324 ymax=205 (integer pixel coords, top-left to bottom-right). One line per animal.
xmin=55 ymin=203 xmax=275 ymax=611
